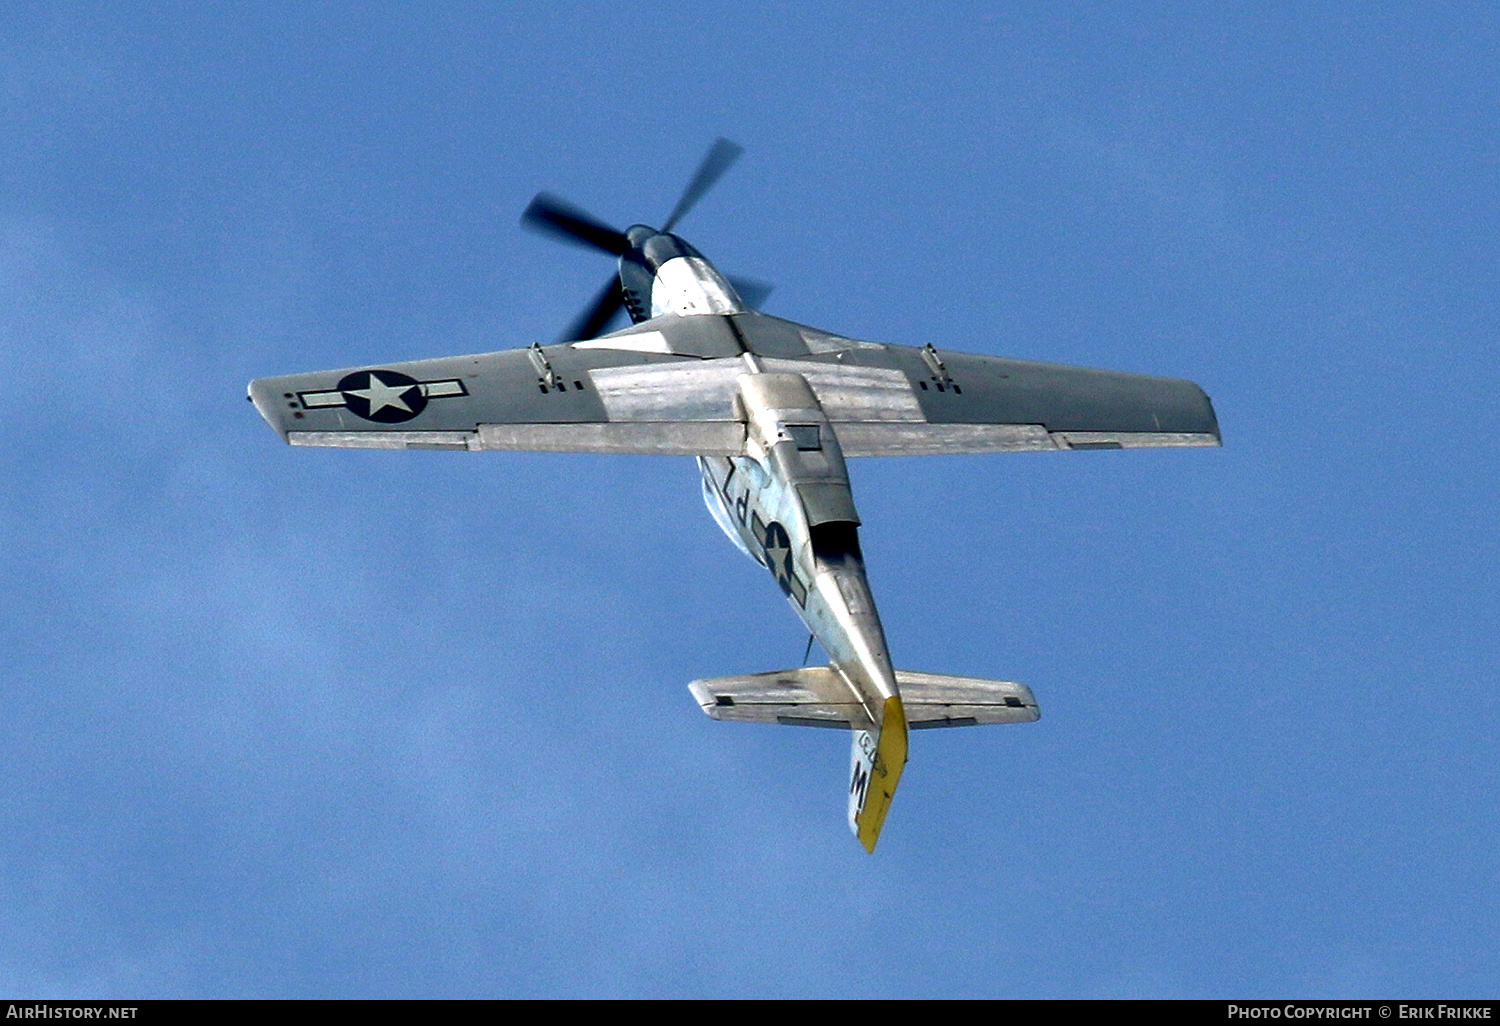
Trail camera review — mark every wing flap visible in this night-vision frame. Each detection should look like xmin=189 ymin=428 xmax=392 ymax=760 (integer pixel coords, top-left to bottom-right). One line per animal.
xmin=282 ymin=423 xmax=746 ymax=455
xmin=834 ymin=422 xmax=1219 ymax=456
xmin=476 ymin=421 xmax=744 ymax=455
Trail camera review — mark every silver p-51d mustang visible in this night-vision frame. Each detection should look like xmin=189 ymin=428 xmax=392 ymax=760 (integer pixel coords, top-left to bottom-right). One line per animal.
xmin=248 ymin=140 xmax=1219 ymax=851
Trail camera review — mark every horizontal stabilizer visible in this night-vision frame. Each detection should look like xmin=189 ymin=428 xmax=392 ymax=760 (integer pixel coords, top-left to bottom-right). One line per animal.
xmin=689 ymin=666 xmax=873 ymax=730
xmin=688 ymin=667 xmax=1039 ymax=731
xmin=895 ymin=670 xmax=1040 ymax=728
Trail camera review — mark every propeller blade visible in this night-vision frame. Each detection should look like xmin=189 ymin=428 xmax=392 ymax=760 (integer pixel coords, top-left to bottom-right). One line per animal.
xmin=560 ymin=275 xmax=627 ymax=342
xmin=727 ymin=275 xmax=774 ymax=310
xmin=661 ymin=138 xmax=744 ymax=232
xmin=521 ymin=193 xmax=630 ymax=255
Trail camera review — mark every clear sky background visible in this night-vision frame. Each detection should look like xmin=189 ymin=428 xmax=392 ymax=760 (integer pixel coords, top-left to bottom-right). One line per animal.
xmin=2 ymin=2 xmax=1496 ymax=998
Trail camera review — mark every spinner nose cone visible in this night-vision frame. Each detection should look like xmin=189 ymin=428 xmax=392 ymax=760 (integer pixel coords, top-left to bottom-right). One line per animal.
xmin=625 ymin=224 xmax=658 ymax=248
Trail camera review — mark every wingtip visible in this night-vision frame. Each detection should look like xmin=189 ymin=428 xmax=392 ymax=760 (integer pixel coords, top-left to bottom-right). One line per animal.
xmin=247 ymin=378 xmax=292 ymax=443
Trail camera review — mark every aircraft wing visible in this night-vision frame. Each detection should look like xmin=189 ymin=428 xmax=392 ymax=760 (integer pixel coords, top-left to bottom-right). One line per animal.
xmin=731 ymin=314 xmax=1222 ymax=456
xmin=249 ymin=311 xmax=1219 ymax=456
xmin=247 ymin=318 xmax=755 ymax=455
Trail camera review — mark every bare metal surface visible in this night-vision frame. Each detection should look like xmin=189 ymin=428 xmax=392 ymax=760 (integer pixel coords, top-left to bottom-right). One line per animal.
xmin=649 ymin=256 xmax=744 ymax=319
xmin=569 ymin=330 xmax=674 ymax=354
xmin=1052 ymin=431 xmax=1220 ymax=449
xmin=836 ymin=422 xmax=1055 ymax=456
xmin=587 ymin=356 xmax=923 ymax=429
xmin=588 ymin=361 xmax=744 ymax=422
xmin=289 ymin=431 xmax=478 ymax=450
xmin=688 ymin=667 xmax=1040 ymax=730
xmin=775 ymin=360 xmax=923 ymax=422
xmin=797 ymin=326 xmax=885 ymax=354
xmin=895 ymin=670 xmax=1040 ymax=726
xmin=476 ymin=422 xmax=744 ymax=454
xmin=688 ymin=666 xmax=874 ymax=730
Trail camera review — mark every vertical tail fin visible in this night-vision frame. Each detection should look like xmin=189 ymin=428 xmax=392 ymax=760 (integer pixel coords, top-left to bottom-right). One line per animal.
xmin=847 ymin=696 xmax=908 ymax=852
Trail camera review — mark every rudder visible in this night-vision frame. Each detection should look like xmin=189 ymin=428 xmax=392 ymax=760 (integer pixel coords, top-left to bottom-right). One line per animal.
xmin=847 ymin=696 xmax=908 ymax=852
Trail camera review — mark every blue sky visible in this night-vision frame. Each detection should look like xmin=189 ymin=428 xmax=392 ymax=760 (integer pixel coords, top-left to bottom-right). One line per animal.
xmin=2 ymin=2 xmax=1497 ymax=997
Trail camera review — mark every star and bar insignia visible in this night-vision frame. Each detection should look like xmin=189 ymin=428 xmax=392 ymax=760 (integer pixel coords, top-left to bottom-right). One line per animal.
xmin=762 ymin=520 xmax=808 ymax=606
xmin=297 ymin=370 xmax=469 ymax=423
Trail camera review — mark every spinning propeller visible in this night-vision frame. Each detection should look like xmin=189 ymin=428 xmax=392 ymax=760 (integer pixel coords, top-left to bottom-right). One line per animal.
xmin=521 ymin=138 xmax=770 ymax=341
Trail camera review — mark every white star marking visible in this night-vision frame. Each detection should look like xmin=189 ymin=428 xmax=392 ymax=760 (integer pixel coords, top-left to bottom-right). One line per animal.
xmin=766 ymin=533 xmax=790 ymax=575
xmin=349 ymin=374 xmax=414 ymax=416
